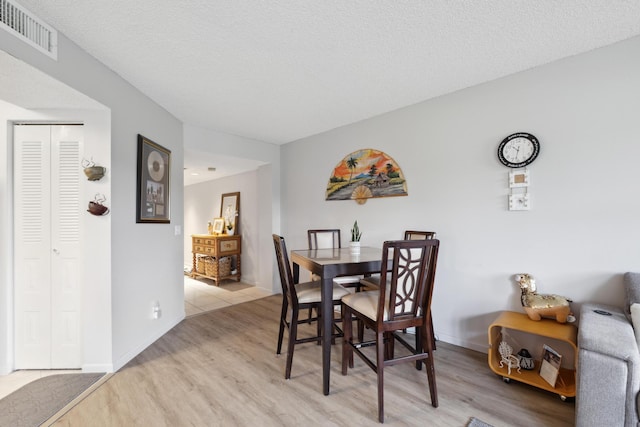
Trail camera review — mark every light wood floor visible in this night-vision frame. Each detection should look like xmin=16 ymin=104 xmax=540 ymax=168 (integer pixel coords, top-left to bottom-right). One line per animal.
xmin=184 ymin=276 xmax=272 ymax=316
xmin=0 ymin=278 xmax=268 ymax=399
xmin=52 ymin=295 xmax=574 ymax=426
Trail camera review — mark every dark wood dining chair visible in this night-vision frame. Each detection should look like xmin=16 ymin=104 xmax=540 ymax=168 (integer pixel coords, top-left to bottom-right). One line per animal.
xmin=341 ymin=239 xmax=440 ymax=423
xmin=307 ymin=229 xmax=363 ymax=290
xmin=404 ymin=230 xmax=436 ymax=240
xmin=360 ymin=230 xmax=437 ymax=350
xmin=273 ymin=234 xmax=351 ymax=379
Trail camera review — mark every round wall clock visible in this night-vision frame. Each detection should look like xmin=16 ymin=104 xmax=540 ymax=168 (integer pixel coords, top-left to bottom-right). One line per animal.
xmin=497 ymin=132 xmax=540 ymax=168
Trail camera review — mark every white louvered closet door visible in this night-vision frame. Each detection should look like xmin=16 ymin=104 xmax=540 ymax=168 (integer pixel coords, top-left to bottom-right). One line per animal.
xmin=14 ymin=124 xmax=83 ymax=369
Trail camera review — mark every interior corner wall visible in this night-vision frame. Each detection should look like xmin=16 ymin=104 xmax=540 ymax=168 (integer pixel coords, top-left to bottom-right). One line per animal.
xmin=0 ymin=101 xmax=16 ymax=374
xmin=184 ymin=170 xmax=260 ymax=286
xmin=257 ymin=163 xmax=280 ymax=294
xmin=1 ymin=30 xmax=185 ymax=371
xmin=281 ymin=35 xmax=640 ymax=352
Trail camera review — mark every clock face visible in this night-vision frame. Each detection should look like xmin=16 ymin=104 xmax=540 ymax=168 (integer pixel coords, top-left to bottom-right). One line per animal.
xmin=498 ymin=132 xmax=540 ymax=168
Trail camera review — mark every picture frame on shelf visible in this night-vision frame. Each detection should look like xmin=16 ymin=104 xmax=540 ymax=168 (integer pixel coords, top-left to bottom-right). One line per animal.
xmin=539 ymin=344 xmax=562 ymax=387
xmin=212 ymin=218 xmax=225 ymax=235
xmin=136 ymin=134 xmax=171 ymax=223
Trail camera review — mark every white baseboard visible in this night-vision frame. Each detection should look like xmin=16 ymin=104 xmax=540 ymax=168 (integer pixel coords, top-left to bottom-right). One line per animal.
xmin=437 ymin=332 xmax=488 ymax=354
xmin=81 ymin=363 xmax=114 ymax=373
xmin=0 ymin=363 xmax=13 ymax=376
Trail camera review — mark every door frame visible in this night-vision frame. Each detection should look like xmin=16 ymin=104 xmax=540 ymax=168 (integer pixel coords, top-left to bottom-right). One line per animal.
xmin=1 ymin=109 xmax=114 ymax=375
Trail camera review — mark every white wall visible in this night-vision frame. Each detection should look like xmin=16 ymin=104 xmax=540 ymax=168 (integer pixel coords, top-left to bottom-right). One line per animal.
xmin=184 ymin=170 xmax=260 ymax=286
xmin=1 ymin=30 xmax=185 ymax=371
xmin=281 ymin=36 xmax=640 ymax=352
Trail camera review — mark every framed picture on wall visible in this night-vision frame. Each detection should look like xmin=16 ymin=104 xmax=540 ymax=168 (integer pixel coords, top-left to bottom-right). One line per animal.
xmin=136 ymin=134 xmax=171 ymax=223
xmin=220 ymin=192 xmax=240 ymax=234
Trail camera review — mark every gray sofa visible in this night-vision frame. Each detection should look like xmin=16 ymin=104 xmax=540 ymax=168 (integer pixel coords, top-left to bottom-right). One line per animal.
xmin=576 ymin=272 xmax=640 ymax=427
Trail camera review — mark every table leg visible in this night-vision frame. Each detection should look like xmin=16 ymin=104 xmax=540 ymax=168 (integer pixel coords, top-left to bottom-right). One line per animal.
xmin=292 ymin=263 xmax=300 ymax=284
xmin=321 ymin=275 xmax=332 ymax=395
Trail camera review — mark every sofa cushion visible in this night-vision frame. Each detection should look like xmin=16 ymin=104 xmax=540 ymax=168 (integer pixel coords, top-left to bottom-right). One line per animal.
xmin=577 ymin=303 xmax=640 ymax=427
xmin=624 ymin=272 xmax=640 ymax=321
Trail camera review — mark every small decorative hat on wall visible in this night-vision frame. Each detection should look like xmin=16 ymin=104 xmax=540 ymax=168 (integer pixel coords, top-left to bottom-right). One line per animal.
xmin=326 ymin=148 xmax=407 ymax=204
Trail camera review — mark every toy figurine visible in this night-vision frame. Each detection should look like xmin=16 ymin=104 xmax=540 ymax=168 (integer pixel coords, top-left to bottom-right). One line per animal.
xmin=498 ymin=341 xmax=520 ymax=375
xmin=517 ymin=348 xmax=535 ymax=370
xmin=516 ymin=274 xmax=575 ymax=323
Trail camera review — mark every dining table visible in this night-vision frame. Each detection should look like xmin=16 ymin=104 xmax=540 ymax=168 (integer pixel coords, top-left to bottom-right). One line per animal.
xmin=290 ymin=246 xmax=384 ymax=396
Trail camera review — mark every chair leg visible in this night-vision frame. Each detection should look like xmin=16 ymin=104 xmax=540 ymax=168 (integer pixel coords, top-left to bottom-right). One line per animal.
xmin=429 ymin=312 xmax=436 ymax=350
xmin=385 ymin=331 xmax=394 ymax=360
xmin=357 ymin=318 xmax=364 ymax=342
xmin=330 ymin=304 xmax=337 ymax=345
xmin=285 ymin=309 xmax=298 ymax=379
xmin=276 ymin=298 xmax=288 ymax=355
xmin=415 ymin=315 xmax=436 ymax=370
xmin=415 ymin=326 xmax=423 ymax=370
xmin=422 ymin=324 xmax=438 ymax=407
xmin=316 ymin=307 xmax=322 ymax=345
xmin=376 ymin=331 xmax=385 ymax=423
xmin=342 ymin=305 xmax=354 ymax=374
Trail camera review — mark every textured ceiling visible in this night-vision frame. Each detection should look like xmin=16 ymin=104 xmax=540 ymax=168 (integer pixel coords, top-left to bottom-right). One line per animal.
xmin=12 ymin=1 xmax=640 ymax=146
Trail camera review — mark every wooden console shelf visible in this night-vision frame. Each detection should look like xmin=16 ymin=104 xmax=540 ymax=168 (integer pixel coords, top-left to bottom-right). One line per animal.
xmin=191 ymin=234 xmax=241 ymax=285
xmin=488 ymin=311 xmax=577 ymax=400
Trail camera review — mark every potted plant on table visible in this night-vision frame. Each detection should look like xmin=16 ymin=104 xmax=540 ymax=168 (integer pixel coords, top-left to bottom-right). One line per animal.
xmin=350 ymin=220 xmax=362 ymax=255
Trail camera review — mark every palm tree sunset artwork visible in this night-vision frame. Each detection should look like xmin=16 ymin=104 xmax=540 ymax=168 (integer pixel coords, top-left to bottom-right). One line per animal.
xmin=326 ymin=149 xmax=408 ymax=204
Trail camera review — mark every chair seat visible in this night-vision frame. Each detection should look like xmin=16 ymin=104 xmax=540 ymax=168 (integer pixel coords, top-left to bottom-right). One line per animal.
xmin=296 ymin=281 xmax=351 ymax=304
xmin=342 ymin=290 xmax=391 ymax=321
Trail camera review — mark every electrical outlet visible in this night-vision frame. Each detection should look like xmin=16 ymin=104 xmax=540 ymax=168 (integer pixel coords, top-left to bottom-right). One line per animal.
xmin=152 ymin=302 xmax=161 ymax=319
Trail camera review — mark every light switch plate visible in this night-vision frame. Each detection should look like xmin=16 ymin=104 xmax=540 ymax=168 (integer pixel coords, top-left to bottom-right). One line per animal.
xmin=509 ymin=193 xmax=531 ymax=211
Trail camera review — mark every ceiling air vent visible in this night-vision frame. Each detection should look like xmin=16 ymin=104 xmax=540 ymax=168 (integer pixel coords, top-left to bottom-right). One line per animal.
xmin=0 ymin=0 xmax=57 ymax=59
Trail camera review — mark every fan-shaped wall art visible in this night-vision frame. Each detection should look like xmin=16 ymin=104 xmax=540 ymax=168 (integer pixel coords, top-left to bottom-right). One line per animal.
xmin=325 ymin=149 xmax=408 ymax=204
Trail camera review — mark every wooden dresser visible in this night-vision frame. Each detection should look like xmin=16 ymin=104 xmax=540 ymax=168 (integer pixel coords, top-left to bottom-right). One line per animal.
xmin=190 ymin=234 xmax=241 ymax=285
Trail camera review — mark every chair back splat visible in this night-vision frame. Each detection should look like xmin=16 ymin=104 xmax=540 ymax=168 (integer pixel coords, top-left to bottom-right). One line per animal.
xmin=361 ymin=230 xmax=438 ymax=350
xmin=307 ymin=229 xmax=341 ymax=250
xmin=342 ymin=238 xmax=440 ymax=423
xmin=380 ymin=242 xmax=432 ymax=322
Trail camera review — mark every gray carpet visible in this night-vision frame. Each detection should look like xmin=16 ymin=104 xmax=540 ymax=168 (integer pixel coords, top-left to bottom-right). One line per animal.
xmin=0 ymin=373 xmax=104 ymax=427
xmin=468 ymin=417 xmax=494 ymax=427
